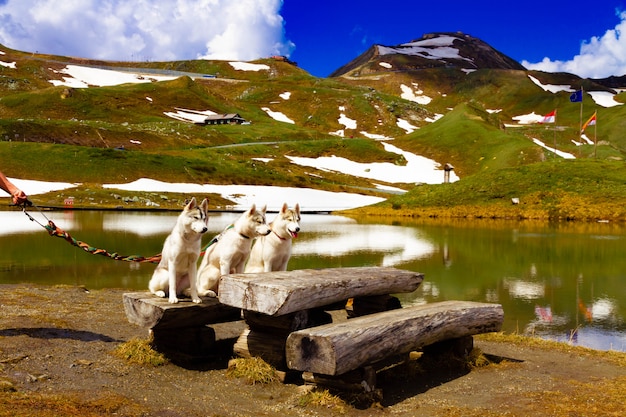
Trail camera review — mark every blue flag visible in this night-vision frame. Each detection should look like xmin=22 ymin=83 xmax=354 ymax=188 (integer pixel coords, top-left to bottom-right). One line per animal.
xmin=570 ymin=90 xmax=583 ymax=102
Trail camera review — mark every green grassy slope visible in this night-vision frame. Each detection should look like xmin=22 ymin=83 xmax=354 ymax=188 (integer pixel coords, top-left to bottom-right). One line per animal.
xmin=1 ymin=44 xmax=626 ymax=219
xmin=351 ymin=159 xmax=626 ymax=221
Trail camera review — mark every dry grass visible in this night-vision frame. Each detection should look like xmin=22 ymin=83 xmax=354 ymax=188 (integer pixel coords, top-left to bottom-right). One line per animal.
xmin=478 ymin=332 xmax=626 ymax=367
xmin=0 ymin=392 xmax=144 ymax=417
xmin=226 ymin=357 xmax=278 ymax=385
xmin=297 ymin=388 xmax=348 ymax=414
xmin=524 ymin=376 xmax=626 ymax=416
xmin=111 ymin=337 xmax=168 ymax=366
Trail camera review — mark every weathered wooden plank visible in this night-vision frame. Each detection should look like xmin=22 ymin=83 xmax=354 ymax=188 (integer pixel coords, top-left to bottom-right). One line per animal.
xmin=123 ymin=292 xmax=241 ymax=330
xmin=233 ymin=328 xmax=289 ymax=368
xmin=218 ymin=267 xmax=424 ymax=316
xmin=285 ymin=301 xmax=504 ymax=376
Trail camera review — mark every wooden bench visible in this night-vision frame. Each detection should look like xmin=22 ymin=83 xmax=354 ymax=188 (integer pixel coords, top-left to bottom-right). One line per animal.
xmin=218 ymin=267 xmax=503 ymax=394
xmin=218 ymin=267 xmax=423 ymax=369
xmin=286 ymin=300 xmax=503 ymax=379
xmin=123 ymin=292 xmax=242 ymax=360
xmin=123 ymin=266 xmax=503 ymax=395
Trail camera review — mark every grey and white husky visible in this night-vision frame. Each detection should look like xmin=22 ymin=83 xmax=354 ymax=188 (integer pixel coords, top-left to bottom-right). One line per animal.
xmin=196 ymin=204 xmax=270 ymax=297
xmin=148 ymin=197 xmax=209 ymax=304
xmin=245 ymin=203 xmax=300 ymax=273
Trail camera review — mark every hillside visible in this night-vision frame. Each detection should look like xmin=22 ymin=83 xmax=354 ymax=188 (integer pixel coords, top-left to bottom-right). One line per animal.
xmin=1 ymin=33 xmax=626 ymax=219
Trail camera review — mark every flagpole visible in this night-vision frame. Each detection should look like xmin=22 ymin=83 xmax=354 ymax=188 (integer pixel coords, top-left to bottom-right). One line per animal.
xmin=554 ymin=108 xmax=557 ymax=159
xmin=594 ymin=111 xmax=597 ymax=159
xmin=579 ymin=86 xmax=583 ymax=156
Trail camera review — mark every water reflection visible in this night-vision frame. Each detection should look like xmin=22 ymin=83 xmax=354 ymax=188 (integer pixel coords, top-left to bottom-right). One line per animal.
xmin=291 ymin=216 xmax=436 ymax=266
xmin=1 ymin=210 xmax=625 ymax=351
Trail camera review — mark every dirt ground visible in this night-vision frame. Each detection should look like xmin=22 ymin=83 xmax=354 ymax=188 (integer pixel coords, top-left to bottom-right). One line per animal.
xmin=1 ymin=284 xmax=625 ymax=417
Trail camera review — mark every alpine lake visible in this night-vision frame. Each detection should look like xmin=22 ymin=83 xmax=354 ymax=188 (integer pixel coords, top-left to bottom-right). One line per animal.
xmin=2 ymin=208 xmax=625 ymax=352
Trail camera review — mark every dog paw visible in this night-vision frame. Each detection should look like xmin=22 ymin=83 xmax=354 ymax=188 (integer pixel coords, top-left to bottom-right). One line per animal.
xmin=198 ymin=289 xmax=217 ymax=298
xmin=154 ymin=291 xmax=166 ymax=298
xmin=192 ymin=297 xmax=202 ymax=304
xmin=168 ymin=296 xmax=179 ymax=304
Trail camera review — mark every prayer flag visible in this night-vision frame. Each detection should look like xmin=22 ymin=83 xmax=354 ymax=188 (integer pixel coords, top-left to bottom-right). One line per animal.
xmin=569 ymin=90 xmax=583 ymax=102
xmin=540 ymin=109 xmax=556 ymax=124
xmin=581 ymin=111 xmax=596 ymax=132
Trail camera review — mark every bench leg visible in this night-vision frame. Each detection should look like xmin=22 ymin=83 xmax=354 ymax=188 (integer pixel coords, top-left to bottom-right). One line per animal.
xmin=302 ymin=366 xmax=378 ymax=393
xmin=150 ymin=326 xmax=216 ymax=359
xmin=422 ymin=335 xmax=474 ymax=359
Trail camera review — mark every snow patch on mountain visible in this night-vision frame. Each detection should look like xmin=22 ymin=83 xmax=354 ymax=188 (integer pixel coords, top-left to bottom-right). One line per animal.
xmin=338 ymin=112 xmax=357 ymax=129
xmin=286 ymin=142 xmax=458 ymax=184
xmin=164 ymin=108 xmax=217 ymax=123
xmin=528 ymin=75 xmax=573 ymax=94
xmin=397 ymin=118 xmax=418 ymax=134
xmin=262 ymin=107 xmax=294 ymax=124
xmin=378 ymin=34 xmax=473 ymax=63
xmin=48 ymin=65 xmax=176 ymax=88
xmin=360 ymin=131 xmax=393 ymax=140
xmin=588 ymin=91 xmax=623 ymax=107
xmin=509 ymin=112 xmax=546 ymax=125
xmin=400 ymin=83 xmax=432 ymax=105
xmin=0 ymin=60 xmax=16 ymax=69
xmin=229 ymin=61 xmax=269 ymax=71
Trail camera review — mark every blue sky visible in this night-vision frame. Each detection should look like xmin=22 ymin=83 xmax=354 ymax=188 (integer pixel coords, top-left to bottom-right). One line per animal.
xmin=0 ymin=0 xmax=625 ymax=79
xmin=282 ymin=0 xmax=626 ymax=77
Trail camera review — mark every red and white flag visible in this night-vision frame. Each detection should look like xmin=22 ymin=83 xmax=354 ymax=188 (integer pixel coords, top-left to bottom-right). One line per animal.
xmin=581 ymin=111 xmax=596 ymax=132
xmin=540 ymin=109 xmax=556 ymax=124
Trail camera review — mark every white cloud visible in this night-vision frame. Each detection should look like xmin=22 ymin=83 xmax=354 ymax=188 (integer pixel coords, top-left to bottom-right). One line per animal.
xmin=523 ymin=11 xmax=626 ymax=78
xmin=0 ymin=0 xmax=294 ymax=63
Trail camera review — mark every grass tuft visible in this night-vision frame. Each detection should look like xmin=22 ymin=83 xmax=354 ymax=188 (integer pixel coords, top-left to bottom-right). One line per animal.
xmin=297 ymin=388 xmax=347 ymax=414
xmin=226 ymin=357 xmax=278 ymax=385
xmin=111 ymin=337 xmax=168 ymax=366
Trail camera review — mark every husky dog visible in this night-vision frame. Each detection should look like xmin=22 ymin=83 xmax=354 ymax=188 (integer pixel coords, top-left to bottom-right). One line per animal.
xmin=196 ymin=204 xmax=270 ymax=297
xmin=245 ymin=203 xmax=301 ymax=273
xmin=148 ymin=197 xmax=209 ymax=304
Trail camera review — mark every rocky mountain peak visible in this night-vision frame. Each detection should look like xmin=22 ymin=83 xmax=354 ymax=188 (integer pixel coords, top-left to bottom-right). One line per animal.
xmin=330 ymin=32 xmax=526 ymax=77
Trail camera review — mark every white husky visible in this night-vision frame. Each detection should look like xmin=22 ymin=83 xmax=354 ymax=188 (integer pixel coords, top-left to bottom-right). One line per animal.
xmin=148 ymin=197 xmax=209 ymax=304
xmin=196 ymin=204 xmax=270 ymax=297
xmin=245 ymin=203 xmax=301 ymax=273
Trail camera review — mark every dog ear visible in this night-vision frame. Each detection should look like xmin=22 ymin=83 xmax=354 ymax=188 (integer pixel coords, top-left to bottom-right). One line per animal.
xmin=247 ymin=204 xmax=256 ymax=216
xmin=201 ymin=198 xmax=209 ymax=211
xmin=295 ymin=203 xmax=300 ymax=216
xmin=281 ymin=202 xmax=288 ymax=213
xmin=186 ymin=197 xmax=197 ymax=210
xmin=260 ymin=204 xmax=267 ymax=214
